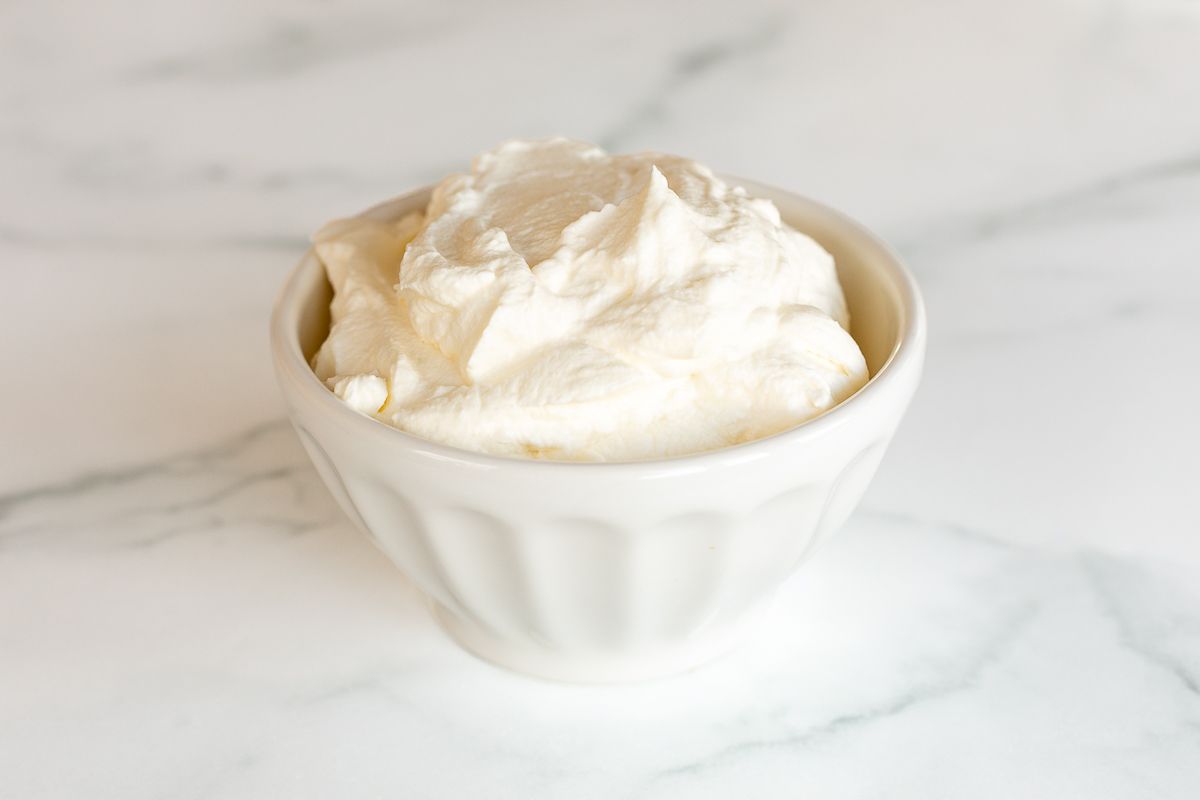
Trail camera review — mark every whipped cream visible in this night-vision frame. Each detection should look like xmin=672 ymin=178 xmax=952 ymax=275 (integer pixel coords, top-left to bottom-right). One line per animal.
xmin=312 ymin=139 xmax=868 ymax=460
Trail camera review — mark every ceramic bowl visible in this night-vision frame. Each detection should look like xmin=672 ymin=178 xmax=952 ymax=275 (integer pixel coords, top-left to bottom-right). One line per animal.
xmin=270 ymin=179 xmax=926 ymax=682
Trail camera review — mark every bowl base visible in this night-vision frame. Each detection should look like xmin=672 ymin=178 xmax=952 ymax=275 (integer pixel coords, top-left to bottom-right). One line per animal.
xmin=429 ymin=600 xmax=769 ymax=683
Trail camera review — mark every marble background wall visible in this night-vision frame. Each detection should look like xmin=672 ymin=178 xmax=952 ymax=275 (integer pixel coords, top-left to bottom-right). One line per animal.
xmin=2 ymin=1 xmax=1198 ymax=797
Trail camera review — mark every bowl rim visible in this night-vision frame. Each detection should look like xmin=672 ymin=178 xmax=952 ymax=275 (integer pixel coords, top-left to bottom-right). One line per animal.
xmin=270 ymin=177 xmax=927 ymax=473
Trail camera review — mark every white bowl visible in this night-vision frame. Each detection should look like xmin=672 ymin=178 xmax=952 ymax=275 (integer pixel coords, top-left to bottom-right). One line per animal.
xmin=270 ymin=179 xmax=926 ymax=682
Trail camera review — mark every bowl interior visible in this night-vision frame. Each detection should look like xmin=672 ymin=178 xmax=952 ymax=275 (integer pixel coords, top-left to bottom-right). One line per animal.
xmin=754 ymin=185 xmax=906 ymax=377
xmin=290 ymin=182 xmax=909 ymax=384
xmin=296 ymin=264 xmax=331 ymax=363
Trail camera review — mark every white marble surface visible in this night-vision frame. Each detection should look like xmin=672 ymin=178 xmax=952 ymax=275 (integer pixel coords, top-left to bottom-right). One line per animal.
xmin=3 ymin=0 xmax=1199 ymax=796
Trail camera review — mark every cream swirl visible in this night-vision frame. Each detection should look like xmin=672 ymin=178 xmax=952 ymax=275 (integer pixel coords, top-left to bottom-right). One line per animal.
xmin=312 ymin=139 xmax=868 ymax=460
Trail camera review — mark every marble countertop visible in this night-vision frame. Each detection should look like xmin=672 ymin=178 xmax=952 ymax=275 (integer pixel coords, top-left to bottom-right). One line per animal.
xmin=3 ymin=1 xmax=1198 ymax=796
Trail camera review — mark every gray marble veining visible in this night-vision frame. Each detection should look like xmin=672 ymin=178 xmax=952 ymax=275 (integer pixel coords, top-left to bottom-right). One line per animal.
xmin=2 ymin=0 xmax=1198 ymax=797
